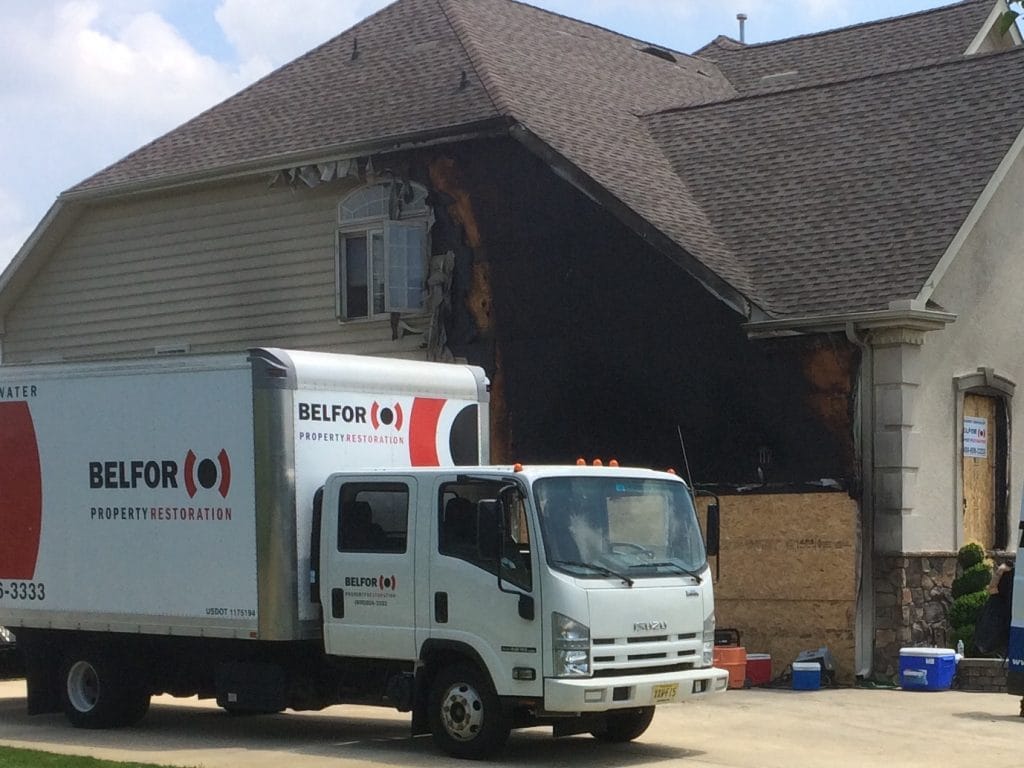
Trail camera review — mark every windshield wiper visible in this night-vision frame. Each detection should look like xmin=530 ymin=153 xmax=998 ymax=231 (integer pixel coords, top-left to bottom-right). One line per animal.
xmin=629 ymin=562 xmax=703 ymax=583
xmin=551 ymin=560 xmax=634 ymax=587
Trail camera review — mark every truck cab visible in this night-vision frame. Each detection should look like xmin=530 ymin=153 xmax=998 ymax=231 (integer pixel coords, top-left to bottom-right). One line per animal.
xmin=318 ymin=464 xmax=728 ymax=757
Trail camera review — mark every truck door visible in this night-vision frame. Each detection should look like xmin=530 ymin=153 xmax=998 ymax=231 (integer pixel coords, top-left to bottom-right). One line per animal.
xmin=321 ymin=475 xmax=417 ymax=659
xmin=425 ymin=477 xmax=543 ymax=695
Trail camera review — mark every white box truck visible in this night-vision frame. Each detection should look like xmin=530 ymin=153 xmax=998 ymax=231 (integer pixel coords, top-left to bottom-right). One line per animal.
xmin=0 ymin=348 xmax=727 ymax=758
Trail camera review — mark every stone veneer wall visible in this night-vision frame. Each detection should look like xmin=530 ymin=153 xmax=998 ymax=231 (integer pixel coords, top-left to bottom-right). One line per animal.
xmin=874 ymin=552 xmax=1017 ymax=677
xmin=873 ymin=553 xmax=957 ymax=676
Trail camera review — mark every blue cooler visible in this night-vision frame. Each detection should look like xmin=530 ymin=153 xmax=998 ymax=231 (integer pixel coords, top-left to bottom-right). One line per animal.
xmin=899 ymin=647 xmax=957 ymax=691
xmin=792 ymin=661 xmax=821 ymax=691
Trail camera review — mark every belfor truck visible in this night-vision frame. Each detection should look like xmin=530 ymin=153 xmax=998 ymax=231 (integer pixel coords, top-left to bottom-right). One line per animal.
xmin=0 ymin=348 xmax=727 ymax=758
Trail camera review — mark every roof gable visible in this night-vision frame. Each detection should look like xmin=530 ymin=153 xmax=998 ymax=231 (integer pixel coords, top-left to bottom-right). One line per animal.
xmin=441 ymin=0 xmax=755 ymax=302
xmin=71 ymin=0 xmax=501 ymax=194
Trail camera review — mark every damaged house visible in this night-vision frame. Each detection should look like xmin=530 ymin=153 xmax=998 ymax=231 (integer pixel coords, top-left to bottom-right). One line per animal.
xmin=2 ymin=0 xmax=1024 ymax=678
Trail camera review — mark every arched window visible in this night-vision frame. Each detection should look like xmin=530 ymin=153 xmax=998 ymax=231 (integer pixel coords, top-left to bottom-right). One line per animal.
xmin=336 ymin=181 xmax=430 ymax=320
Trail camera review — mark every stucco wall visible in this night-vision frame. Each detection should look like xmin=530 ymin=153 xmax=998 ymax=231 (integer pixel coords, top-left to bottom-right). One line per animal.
xmin=910 ymin=143 xmax=1024 ymax=553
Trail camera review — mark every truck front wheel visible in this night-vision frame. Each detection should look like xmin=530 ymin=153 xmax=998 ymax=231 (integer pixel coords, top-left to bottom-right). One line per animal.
xmin=589 ymin=706 xmax=655 ymax=742
xmin=427 ymin=662 xmax=511 ymax=759
xmin=61 ymin=655 xmax=150 ymax=729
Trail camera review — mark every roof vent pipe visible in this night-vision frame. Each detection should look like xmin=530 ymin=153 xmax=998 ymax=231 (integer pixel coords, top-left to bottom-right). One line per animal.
xmin=737 ymin=13 xmax=748 ymax=43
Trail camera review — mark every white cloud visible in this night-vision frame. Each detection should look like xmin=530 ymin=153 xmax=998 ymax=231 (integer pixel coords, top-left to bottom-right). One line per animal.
xmin=0 ymin=1 xmax=264 ymax=270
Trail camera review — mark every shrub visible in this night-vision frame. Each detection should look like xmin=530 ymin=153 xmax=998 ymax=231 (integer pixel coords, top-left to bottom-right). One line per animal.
xmin=952 ymin=561 xmax=994 ymax=598
xmin=948 ymin=543 xmax=993 ymax=656
xmin=957 ymin=542 xmax=985 ymax=570
xmin=949 ymin=591 xmax=988 ymax=629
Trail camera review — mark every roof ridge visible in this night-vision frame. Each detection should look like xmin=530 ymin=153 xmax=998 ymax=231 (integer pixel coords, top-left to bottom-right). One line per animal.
xmin=492 ymin=0 xmax=700 ymax=61
xmin=692 ymin=35 xmax=745 ymax=57
xmin=439 ymin=0 xmax=512 ymax=116
xmin=714 ymin=0 xmax=988 ymax=53
xmin=647 ymin=42 xmax=1024 ymax=118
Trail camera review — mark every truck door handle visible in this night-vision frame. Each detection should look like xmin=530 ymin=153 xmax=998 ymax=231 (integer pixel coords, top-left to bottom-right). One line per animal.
xmin=434 ymin=592 xmax=448 ymax=623
xmin=332 ymin=588 xmax=345 ymax=619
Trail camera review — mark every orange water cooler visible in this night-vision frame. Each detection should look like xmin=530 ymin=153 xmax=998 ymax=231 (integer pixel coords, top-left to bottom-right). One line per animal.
xmin=713 ymin=629 xmax=747 ymax=689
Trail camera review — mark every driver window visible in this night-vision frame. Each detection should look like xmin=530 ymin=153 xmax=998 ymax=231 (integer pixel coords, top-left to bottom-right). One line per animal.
xmin=438 ymin=481 xmax=532 ymax=591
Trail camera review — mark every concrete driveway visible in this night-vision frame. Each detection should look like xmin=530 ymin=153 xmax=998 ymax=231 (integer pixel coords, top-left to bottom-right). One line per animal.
xmin=0 ymin=679 xmax=1019 ymax=767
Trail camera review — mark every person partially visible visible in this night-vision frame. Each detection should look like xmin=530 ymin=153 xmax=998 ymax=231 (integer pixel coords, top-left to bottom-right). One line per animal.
xmin=983 ymin=561 xmax=1020 ymax=716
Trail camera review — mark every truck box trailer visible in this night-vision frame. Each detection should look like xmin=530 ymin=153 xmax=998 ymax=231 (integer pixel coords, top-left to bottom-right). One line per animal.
xmin=0 ymin=348 xmax=726 ymax=758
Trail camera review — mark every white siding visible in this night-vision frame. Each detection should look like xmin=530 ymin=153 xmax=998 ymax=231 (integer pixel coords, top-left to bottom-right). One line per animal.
xmin=3 ymin=178 xmax=431 ymax=362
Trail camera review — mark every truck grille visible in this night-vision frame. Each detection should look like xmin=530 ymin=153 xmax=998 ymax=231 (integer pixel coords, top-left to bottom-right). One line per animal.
xmin=591 ymin=632 xmax=698 ymax=675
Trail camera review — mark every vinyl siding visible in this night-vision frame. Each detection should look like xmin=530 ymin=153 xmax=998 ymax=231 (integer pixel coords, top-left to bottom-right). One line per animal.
xmin=2 ymin=178 xmax=431 ymax=363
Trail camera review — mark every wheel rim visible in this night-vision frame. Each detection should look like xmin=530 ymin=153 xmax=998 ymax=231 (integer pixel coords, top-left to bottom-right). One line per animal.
xmin=439 ymin=679 xmax=485 ymax=741
xmin=66 ymin=661 xmax=100 ymax=713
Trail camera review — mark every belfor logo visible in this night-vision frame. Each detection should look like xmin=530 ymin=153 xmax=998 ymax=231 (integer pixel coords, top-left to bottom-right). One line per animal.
xmin=183 ymin=449 xmax=232 ymax=499
xmin=370 ymin=401 xmax=404 ymax=431
xmin=88 ymin=449 xmax=232 ymax=498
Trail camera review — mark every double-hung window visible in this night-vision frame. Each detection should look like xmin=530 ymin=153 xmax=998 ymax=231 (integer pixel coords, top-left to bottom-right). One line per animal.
xmin=336 ymin=181 xmax=429 ymax=321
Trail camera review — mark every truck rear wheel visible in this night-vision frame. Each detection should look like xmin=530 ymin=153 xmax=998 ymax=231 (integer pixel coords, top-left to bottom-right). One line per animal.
xmin=61 ymin=655 xmax=150 ymax=729
xmin=589 ymin=706 xmax=655 ymax=742
xmin=427 ymin=662 xmax=510 ymax=759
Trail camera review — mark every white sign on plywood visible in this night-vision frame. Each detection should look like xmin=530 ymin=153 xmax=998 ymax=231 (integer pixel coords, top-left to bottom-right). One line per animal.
xmin=964 ymin=416 xmax=988 ymax=458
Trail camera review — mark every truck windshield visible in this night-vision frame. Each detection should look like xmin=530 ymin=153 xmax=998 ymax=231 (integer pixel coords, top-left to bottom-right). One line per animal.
xmin=533 ymin=476 xmax=706 ymax=580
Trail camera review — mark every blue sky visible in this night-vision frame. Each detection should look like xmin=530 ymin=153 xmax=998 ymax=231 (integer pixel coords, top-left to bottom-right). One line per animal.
xmin=0 ymin=0 xmax=957 ymax=272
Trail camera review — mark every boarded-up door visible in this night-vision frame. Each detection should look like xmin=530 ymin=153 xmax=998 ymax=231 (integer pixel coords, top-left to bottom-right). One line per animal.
xmin=963 ymin=393 xmax=996 ymax=547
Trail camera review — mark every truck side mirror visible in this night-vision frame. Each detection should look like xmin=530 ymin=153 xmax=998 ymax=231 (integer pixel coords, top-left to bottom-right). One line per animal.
xmin=705 ymin=502 xmax=720 ymax=558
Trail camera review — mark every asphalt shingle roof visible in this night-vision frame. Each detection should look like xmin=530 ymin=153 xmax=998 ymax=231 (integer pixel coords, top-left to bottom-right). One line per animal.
xmin=647 ymin=47 xmax=1024 ymax=316
xmin=694 ymin=0 xmax=996 ymax=95
xmin=72 ymin=0 xmax=501 ymax=192
xmin=61 ymin=0 xmax=1023 ymax=320
xmin=441 ymin=0 xmax=753 ymax=296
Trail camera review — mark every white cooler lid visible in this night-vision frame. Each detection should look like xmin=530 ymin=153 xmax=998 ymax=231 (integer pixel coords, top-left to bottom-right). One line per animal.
xmin=899 ymin=647 xmax=955 ymax=657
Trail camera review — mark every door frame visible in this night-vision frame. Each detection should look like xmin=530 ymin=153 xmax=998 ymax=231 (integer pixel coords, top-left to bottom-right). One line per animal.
xmin=954 ymin=368 xmax=1014 ymax=550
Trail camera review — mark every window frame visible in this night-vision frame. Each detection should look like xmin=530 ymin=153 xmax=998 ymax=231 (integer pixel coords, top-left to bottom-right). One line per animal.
xmin=335 ymin=182 xmax=430 ymax=322
xmin=437 ymin=480 xmax=533 ymax=592
xmin=337 ymin=481 xmax=410 ymax=554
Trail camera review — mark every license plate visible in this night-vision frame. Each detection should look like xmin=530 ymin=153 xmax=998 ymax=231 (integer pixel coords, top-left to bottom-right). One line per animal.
xmin=652 ymin=683 xmax=678 ymax=703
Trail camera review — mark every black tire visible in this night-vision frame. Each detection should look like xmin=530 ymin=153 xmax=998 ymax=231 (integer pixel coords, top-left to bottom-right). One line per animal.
xmin=427 ymin=662 xmax=511 ymax=759
xmin=60 ymin=654 xmax=150 ymax=729
xmin=590 ymin=706 xmax=655 ymax=743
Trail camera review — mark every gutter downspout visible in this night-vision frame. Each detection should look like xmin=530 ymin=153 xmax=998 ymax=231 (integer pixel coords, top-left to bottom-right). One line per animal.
xmin=846 ymin=321 xmax=874 ymax=678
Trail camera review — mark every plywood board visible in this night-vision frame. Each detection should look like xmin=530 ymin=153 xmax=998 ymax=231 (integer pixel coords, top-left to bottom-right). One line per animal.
xmin=699 ymin=492 xmax=858 ymax=682
xmin=963 ymin=393 xmax=996 ymax=547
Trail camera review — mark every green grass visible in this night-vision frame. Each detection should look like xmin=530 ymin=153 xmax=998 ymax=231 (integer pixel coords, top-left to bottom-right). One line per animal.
xmin=0 ymin=746 xmax=195 ymax=768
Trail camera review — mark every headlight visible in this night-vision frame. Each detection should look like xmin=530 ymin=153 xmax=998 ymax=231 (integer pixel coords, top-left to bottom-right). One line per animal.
xmin=702 ymin=612 xmax=715 ymax=667
xmin=552 ymin=612 xmax=590 ymax=677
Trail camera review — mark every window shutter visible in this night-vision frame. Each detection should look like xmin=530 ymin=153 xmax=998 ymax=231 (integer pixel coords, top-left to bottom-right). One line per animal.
xmin=383 ymin=221 xmax=426 ymax=312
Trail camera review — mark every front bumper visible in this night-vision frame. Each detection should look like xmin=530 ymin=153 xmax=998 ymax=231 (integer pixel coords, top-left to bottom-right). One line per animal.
xmin=543 ymin=666 xmax=728 ymax=712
